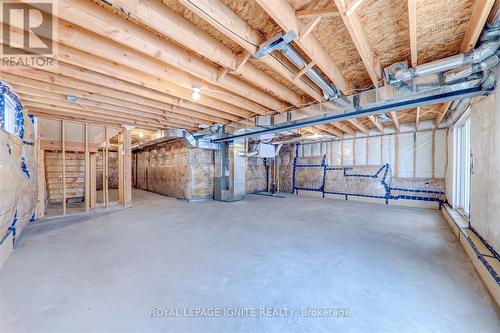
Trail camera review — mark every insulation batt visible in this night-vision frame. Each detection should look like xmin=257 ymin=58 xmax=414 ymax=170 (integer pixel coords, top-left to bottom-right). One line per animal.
xmin=134 ymin=140 xmax=269 ymax=199
xmin=0 ymin=114 xmax=36 ymax=243
xmin=246 ymin=147 xmax=267 ymax=193
xmin=96 ymin=151 xmax=119 ymax=190
xmin=277 ymin=144 xmax=295 ymax=192
xmin=469 ymin=68 xmax=500 ymax=254
xmin=135 ymin=140 xmax=214 ymax=200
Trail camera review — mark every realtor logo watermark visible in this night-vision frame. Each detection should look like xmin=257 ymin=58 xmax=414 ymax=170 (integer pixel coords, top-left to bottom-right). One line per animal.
xmin=1 ymin=0 xmax=58 ymax=68
xmin=149 ymin=307 xmax=351 ymax=319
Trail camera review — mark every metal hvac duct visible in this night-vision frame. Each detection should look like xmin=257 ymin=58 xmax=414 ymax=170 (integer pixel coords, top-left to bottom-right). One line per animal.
xmin=443 ymin=51 xmax=500 ymax=84
xmin=254 ymin=31 xmax=344 ymax=102
xmin=386 ymin=40 xmax=500 ymax=84
xmin=213 ymin=139 xmax=246 ymax=202
xmin=163 ymin=128 xmax=197 ymax=147
xmin=210 ymin=72 xmax=493 ymax=143
xmin=386 ymin=12 xmax=500 ymax=85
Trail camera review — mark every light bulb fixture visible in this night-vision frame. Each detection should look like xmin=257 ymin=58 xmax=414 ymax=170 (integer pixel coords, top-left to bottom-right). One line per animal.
xmin=191 ymin=86 xmax=202 ymax=100
xmin=66 ymin=95 xmax=77 ymax=103
xmin=138 ymin=131 xmax=144 ymax=138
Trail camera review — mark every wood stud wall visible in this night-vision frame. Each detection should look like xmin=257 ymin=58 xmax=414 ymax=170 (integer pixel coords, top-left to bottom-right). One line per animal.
xmin=35 ymin=120 xmax=130 ymax=218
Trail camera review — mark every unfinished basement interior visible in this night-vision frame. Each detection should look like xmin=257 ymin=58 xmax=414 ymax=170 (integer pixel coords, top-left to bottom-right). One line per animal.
xmin=1 ymin=0 xmax=500 ymax=332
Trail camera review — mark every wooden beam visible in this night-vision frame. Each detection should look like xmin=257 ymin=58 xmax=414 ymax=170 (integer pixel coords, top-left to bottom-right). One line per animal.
xmin=123 ymin=127 xmax=132 ymax=208
xmin=300 ymin=17 xmax=322 ymax=41
xmin=368 ymin=115 xmax=384 ymax=133
xmin=104 ymin=126 xmax=109 ymax=208
xmin=6 ymin=76 xmax=226 ymax=125
xmin=108 ymin=0 xmax=303 ymax=106
xmin=32 ymin=111 xmax=160 ymax=132
xmin=3 ymin=68 xmax=240 ymax=122
xmin=178 ymin=0 xmax=324 ymax=101
xmin=390 ymin=112 xmax=400 ymax=131
xmin=461 ymin=0 xmax=496 ymax=52
xmin=22 ymin=99 xmax=185 ymax=129
xmin=435 ymin=101 xmax=452 ymax=128
xmin=41 ymin=140 xmax=99 ymax=153
xmin=255 ymin=0 xmax=351 ymax=93
xmin=90 ymin=153 xmax=96 ymax=208
xmin=27 ymin=105 xmax=166 ymax=131
xmin=2 ymin=22 xmax=262 ymax=117
xmin=348 ymin=119 xmax=369 ymax=134
xmin=296 ymin=7 xmax=339 ymax=19
xmin=331 ymin=122 xmax=356 ymax=136
xmin=84 ymin=124 xmax=90 ymax=212
xmin=408 ymin=0 xmax=418 ymax=67
xmin=118 ymin=131 xmax=124 ymax=205
xmin=346 ymin=0 xmax=367 ymax=16
xmin=415 ymin=106 xmax=421 ymax=130
xmin=334 ymin=0 xmax=382 ymax=86
xmin=50 ymin=0 xmax=288 ymax=113
xmin=36 ymin=119 xmax=45 ymax=219
xmin=234 ymin=52 xmax=251 ymax=73
xmin=61 ymin=120 xmax=66 ymax=216
xmin=315 ymin=124 xmax=344 ymax=138
xmin=18 ymin=91 xmax=200 ymax=128
xmin=293 ymin=61 xmax=315 ymax=81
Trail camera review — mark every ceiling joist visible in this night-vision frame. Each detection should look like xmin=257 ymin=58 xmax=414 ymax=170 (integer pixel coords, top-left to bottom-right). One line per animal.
xmin=255 ymin=0 xmax=351 ymax=94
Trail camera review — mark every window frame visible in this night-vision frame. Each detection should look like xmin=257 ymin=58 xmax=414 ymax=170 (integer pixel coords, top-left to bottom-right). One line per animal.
xmin=452 ymin=108 xmax=471 ymax=218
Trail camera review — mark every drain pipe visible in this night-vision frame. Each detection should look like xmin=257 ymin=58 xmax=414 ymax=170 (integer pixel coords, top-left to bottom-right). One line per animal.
xmin=254 ymin=32 xmax=348 ymax=104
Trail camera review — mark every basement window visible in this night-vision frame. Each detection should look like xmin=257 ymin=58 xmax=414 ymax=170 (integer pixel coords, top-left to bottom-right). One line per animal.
xmin=3 ymin=94 xmax=17 ymax=134
xmin=454 ymin=110 xmax=471 ymax=217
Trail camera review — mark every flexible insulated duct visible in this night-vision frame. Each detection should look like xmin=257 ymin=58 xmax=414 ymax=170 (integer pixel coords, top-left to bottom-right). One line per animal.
xmin=443 ymin=51 xmax=500 ymax=84
xmin=389 ymin=40 xmax=500 ymax=83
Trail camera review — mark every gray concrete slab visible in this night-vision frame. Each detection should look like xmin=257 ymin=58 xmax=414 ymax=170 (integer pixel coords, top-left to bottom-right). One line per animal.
xmin=1 ymin=190 xmax=499 ymax=332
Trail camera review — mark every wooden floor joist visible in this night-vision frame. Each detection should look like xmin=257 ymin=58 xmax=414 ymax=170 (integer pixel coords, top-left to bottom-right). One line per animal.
xmin=3 ymin=67 xmax=241 ymax=122
xmin=108 ymin=0 xmax=303 ymax=107
xmin=5 ymin=74 xmax=229 ymax=125
xmin=178 ymin=0 xmax=324 ymax=102
xmin=29 ymin=1 xmax=284 ymax=113
xmin=3 ymin=24 xmax=262 ymax=117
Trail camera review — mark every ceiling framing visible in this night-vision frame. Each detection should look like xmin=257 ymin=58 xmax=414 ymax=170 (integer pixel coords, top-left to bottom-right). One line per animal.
xmin=0 ymin=0 xmax=495 ymax=137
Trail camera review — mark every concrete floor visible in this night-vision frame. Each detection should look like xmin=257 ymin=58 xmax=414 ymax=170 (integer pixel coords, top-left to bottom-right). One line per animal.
xmin=1 ymin=189 xmax=498 ymax=332
xmin=45 ymin=190 xmax=120 ymax=218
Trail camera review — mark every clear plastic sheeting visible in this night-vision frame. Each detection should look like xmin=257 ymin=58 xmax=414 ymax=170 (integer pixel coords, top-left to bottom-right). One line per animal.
xmin=469 ymin=77 xmax=500 ymax=254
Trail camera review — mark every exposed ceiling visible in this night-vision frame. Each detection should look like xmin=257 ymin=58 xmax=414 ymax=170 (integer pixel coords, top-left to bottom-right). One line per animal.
xmin=1 ymin=0 xmax=496 ymax=138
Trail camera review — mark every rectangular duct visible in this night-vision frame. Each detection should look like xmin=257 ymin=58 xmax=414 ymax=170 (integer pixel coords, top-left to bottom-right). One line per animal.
xmin=214 ymin=139 xmax=246 ymax=202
